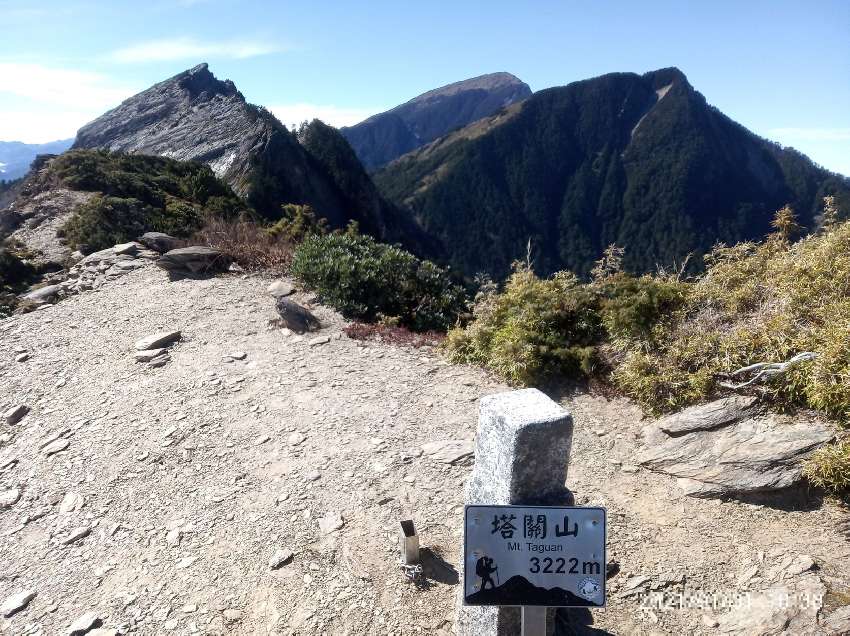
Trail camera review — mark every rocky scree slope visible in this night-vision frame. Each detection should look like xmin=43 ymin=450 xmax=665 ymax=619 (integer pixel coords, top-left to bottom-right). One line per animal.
xmin=72 ymin=64 xmax=424 ymax=249
xmin=341 ymin=72 xmax=531 ymax=170
xmin=375 ymin=67 xmax=850 ymax=278
xmin=1 ymin=255 xmax=849 ymax=634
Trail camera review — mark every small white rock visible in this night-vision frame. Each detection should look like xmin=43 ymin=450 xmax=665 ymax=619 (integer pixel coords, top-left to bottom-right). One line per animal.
xmin=68 ymin=611 xmax=100 ymax=634
xmin=308 ymin=336 xmax=330 ymax=347
xmin=288 ymin=432 xmax=306 ymax=446
xmin=1 ymin=589 xmax=36 ymax=617
xmin=61 ymin=525 xmax=91 ymax=545
xmin=269 ymin=549 xmax=294 ymax=570
xmin=318 ymin=511 xmax=344 ymax=534
xmin=0 ymin=488 xmax=21 ymax=509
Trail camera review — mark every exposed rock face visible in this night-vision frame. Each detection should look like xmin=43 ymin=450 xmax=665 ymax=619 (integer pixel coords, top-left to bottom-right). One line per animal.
xmin=639 ymin=399 xmax=834 ymax=497
xmin=72 ymin=64 xmax=418 ymax=245
xmin=341 ymin=72 xmax=531 ymax=169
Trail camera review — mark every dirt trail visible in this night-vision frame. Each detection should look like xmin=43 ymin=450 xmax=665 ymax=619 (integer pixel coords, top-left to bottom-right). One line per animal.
xmin=1 ymin=262 xmax=848 ymax=635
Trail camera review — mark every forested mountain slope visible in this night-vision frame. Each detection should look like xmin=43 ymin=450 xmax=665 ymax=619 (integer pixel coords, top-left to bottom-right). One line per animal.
xmin=376 ymin=68 xmax=850 ymax=277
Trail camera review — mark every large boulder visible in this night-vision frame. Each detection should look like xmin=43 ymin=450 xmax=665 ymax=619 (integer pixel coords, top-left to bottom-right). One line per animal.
xmin=156 ymin=246 xmax=231 ymax=279
xmin=639 ymin=399 xmax=834 ymax=498
xmin=139 ymin=232 xmax=182 ymax=254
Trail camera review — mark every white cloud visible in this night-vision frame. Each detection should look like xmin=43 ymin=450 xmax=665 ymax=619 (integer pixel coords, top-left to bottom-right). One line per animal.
xmin=269 ymin=103 xmax=380 ymax=129
xmin=0 ymin=63 xmax=135 ymax=110
xmin=769 ymin=127 xmax=850 ymax=142
xmin=111 ymin=37 xmax=282 ymax=63
xmin=0 ymin=63 xmax=137 ymax=143
xmin=0 ymin=109 xmax=100 ymax=144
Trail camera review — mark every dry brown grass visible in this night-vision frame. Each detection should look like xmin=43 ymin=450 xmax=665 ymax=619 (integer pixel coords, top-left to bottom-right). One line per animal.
xmin=192 ymin=218 xmax=293 ymax=273
xmin=343 ymin=322 xmax=445 ymax=348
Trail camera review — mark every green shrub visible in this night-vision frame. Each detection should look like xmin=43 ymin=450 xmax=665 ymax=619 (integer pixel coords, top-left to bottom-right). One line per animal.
xmin=291 ymin=233 xmax=467 ymax=331
xmin=803 ymin=440 xmax=850 ymax=495
xmin=0 ymin=242 xmax=38 ymax=317
xmin=53 ymin=150 xmax=248 ymax=252
xmin=267 ymin=204 xmax=329 ymax=243
xmin=59 ymin=196 xmax=157 ymax=251
xmin=613 ymin=207 xmax=850 ymax=419
xmin=597 ymin=274 xmax=687 ymax=344
xmin=444 ymin=266 xmax=603 ymax=385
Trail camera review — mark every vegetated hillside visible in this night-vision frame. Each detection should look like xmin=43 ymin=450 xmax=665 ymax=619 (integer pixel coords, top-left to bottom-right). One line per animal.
xmin=341 ymin=72 xmax=531 ymax=170
xmin=0 ymin=149 xmax=248 ymax=256
xmin=0 ymin=138 xmax=73 ymax=180
xmin=72 ymin=64 xmax=421 ymax=249
xmin=376 ymin=67 xmax=850 ymax=278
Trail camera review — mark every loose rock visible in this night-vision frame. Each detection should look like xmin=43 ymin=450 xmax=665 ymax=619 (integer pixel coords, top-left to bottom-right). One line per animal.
xmin=68 ymin=611 xmax=101 ymax=635
xmin=269 ymin=549 xmax=294 ymax=570
xmin=318 ymin=511 xmax=344 ymax=534
xmin=4 ymin=404 xmax=29 ymax=425
xmin=267 ymin=280 xmax=294 ymax=298
xmin=0 ymin=488 xmax=21 ymax=508
xmin=134 ymin=330 xmax=181 ymax=351
xmin=1 ymin=589 xmax=36 ymax=617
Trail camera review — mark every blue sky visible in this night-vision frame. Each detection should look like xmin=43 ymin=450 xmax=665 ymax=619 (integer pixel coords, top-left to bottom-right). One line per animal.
xmin=1 ymin=0 xmax=848 ymax=174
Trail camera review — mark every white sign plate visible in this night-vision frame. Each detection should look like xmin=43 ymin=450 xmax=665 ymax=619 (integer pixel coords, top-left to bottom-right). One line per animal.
xmin=463 ymin=505 xmax=606 ymax=607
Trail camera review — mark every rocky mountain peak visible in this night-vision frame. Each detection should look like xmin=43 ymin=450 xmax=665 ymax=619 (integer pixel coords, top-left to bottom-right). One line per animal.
xmin=406 ymin=72 xmax=528 ymax=105
xmin=341 ymin=72 xmax=532 ymax=170
xmin=173 ymin=62 xmax=240 ymax=99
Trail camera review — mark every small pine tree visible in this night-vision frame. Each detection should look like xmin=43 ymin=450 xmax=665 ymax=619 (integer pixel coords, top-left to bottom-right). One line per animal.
xmin=770 ymin=205 xmax=800 ymax=244
xmin=591 ymin=244 xmax=625 ymax=282
xmin=821 ymin=195 xmax=840 ymax=229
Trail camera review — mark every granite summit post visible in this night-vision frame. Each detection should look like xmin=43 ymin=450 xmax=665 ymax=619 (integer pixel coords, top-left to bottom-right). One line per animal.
xmin=458 ymin=388 xmax=574 ymax=635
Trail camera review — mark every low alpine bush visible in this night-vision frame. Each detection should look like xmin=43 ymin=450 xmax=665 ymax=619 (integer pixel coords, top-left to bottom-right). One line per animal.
xmin=291 ymin=232 xmax=467 ymax=331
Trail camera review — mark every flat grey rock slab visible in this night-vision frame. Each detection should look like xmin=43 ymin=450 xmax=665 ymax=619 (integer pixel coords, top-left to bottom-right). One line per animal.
xmin=657 ymin=395 xmax=758 ymax=435
xmin=22 ymin=284 xmax=63 ymax=302
xmin=156 ymin=246 xmax=231 ymax=276
xmin=112 ymin=242 xmax=139 ymax=255
xmin=421 ymin=439 xmax=474 ymax=464
xmin=134 ymin=330 xmax=181 ymax=351
xmin=139 ymin=231 xmax=181 ymax=253
xmin=639 ymin=409 xmax=834 ymax=497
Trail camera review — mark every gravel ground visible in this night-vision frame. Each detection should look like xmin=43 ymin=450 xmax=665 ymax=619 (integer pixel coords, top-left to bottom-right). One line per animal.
xmin=1 ymin=261 xmax=849 ymax=635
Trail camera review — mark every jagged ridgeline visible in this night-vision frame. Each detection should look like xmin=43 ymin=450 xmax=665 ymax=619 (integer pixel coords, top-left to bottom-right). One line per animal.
xmin=375 ymin=68 xmax=850 ymax=278
xmin=72 ymin=64 xmax=429 ymax=253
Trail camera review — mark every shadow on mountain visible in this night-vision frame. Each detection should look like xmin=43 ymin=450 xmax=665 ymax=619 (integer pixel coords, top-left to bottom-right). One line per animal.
xmin=466 ymin=575 xmax=599 ymax=607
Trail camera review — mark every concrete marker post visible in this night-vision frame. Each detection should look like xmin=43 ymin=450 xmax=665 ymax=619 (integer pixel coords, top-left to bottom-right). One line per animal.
xmin=457 ymin=388 xmax=574 ymax=636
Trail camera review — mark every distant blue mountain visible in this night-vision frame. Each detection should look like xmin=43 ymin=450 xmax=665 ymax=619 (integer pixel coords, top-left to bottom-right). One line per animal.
xmin=0 ymin=139 xmax=74 ymax=181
